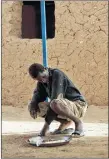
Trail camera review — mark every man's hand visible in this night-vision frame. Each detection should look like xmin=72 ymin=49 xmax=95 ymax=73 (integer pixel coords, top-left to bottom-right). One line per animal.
xmin=39 ymin=122 xmax=49 ymax=136
xmin=28 ymin=102 xmax=37 ymax=119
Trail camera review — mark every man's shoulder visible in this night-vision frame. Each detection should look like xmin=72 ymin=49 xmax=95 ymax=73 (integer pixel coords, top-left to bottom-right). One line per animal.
xmin=49 ymin=68 xmax=64 ymax=76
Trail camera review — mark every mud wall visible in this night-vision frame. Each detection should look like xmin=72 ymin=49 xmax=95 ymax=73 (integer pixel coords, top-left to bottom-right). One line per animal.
xmin=2 ymin=1 xmax=108 ymax=106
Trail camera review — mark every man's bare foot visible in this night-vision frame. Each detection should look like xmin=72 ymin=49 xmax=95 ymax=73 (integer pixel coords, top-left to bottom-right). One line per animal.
xmin=71 ymin=120 xmax=84 ymax=137
xmin=75 ymin=120 xmax=83 ymax=132
xmin=51 ymin=121 xmax=74 ymax=135
xmin=58 ymin=120 xmax=74 ymax=131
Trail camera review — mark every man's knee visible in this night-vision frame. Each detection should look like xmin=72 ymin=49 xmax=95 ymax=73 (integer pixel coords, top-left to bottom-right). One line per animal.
xmin=38 ymin=102 xmax=49 ymax=117
xmin=38 ymin=101 xmax=49 ymax=107
xmin=38 ymin=102 xmax=44 ymax=107
xmin=50 ymin=99 xmax=61 ymax=113
xmin=50 ymin=99 xmax=59 ymax=107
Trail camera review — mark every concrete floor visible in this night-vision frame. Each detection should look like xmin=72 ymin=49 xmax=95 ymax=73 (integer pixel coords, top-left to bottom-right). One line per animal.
xmin=2 ymin=121 xmax=108 ymax=137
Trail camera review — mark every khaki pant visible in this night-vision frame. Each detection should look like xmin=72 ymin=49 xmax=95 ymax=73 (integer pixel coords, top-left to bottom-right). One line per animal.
xmin=37 ymin=94 xmax=88 ymax=121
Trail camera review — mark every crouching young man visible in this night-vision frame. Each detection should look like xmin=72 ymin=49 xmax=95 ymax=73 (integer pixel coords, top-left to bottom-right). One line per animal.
xmin=28 ymin=63 xmax=88 ymax=137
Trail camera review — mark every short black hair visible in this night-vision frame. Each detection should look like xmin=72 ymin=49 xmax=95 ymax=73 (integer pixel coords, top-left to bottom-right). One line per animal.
xmin=28 ymin=63 xmax=45 ymax=78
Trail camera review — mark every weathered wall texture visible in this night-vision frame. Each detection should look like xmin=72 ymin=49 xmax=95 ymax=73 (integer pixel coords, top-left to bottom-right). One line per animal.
xmin=2 ymin=1 xmax=108 ymax=107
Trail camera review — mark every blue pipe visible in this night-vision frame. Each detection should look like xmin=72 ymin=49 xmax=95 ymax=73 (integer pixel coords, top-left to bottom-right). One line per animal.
xmin=40 ymin=1 xmax=49 ymax=102
xmin=40 ymin=0 xmax=48 ymax=68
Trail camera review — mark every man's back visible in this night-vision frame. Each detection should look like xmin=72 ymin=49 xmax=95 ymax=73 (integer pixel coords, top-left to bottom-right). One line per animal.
xmin=42 ymin=68 xmax=86 ymax=103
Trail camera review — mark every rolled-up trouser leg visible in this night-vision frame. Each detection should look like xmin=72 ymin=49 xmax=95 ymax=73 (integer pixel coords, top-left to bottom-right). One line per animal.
xmin=37 ymin=102 xmax=50 ymax=117
xmin=50 ymin=98 xmax=88 ymax=131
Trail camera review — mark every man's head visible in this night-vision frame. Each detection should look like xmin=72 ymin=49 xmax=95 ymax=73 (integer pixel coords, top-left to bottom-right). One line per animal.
xmin=28 ymin=63 xmax=49 ymax=83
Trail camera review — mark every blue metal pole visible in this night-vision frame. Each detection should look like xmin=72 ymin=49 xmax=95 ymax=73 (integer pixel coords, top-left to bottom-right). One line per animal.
xmin=40 ymin=0 xmax=48 ymax=67
xmin=40 ymin=1 xmax=49 ymax=102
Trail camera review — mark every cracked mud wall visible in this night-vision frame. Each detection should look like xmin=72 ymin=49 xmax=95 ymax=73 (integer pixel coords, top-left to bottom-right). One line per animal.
xmin=2 ymin=1 xmax=108 ymax=107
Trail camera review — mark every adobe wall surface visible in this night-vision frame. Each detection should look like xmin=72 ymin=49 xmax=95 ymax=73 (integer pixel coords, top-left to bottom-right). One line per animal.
xmin=2 ymin=1 xmax=108 ymax=106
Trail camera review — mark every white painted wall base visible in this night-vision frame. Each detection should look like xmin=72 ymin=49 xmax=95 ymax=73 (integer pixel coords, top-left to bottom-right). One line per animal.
xmin=2 ymin=121 xmax=108 ymax=137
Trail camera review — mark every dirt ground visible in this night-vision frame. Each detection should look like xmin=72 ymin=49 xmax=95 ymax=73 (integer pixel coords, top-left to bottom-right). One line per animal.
xmin=2 ymin=105 xmax=108 ymax=123
xmin=2 ymin=135 xmax=108 ymax=158
xmin=2 ymin=105 xmax=108 ymax=158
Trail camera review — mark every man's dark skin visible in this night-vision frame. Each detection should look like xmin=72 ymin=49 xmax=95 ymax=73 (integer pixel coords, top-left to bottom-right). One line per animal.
xmin=28 ymin=63 xmax=87 ymax=136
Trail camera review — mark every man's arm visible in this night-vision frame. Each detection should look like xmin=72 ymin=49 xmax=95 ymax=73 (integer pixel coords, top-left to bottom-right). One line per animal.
xmin=39 ymin=107 xmax=58 ymax=136
xmin=28 ymin=82 xmax=48 ymax=119
xmin=46 ymin=70 xmax=65 ymax=123
xmin=50 ymin=70 xmax=65 ymax=100
xmin=39 ymin=70 xmax=65 ymax=136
